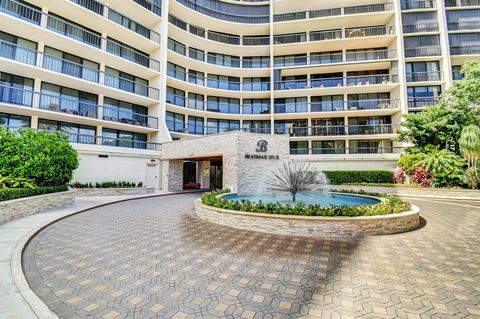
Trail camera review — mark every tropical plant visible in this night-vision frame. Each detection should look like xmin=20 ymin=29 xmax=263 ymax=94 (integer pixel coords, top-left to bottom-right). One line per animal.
xmin=399 ymin=60 xmax=480 ymax=154
xmin=393 ymin=169 xmax=408 ymax=184
xmin=410 ymin=167 xmax=433 ymax=188
xmin=0 ymin=128 xmax=79 ymax=186
xmin=0 ymin=175 xmax=35 ymax=189
xmin=265 ymin=161 xmax=321 ymax=202
xmin=417 ymin=147 xmax=466 ymax=187
xmin=459 ymin=125 xmax=480 ymax=189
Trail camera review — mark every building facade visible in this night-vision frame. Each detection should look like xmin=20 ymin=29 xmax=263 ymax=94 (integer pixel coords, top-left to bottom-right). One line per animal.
xmin=0 ymin=0 xmax=479 ymax=187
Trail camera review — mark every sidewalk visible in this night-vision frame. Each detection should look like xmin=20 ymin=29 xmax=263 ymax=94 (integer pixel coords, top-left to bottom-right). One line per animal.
xmin=0 ymin=193 xmax=169 ymax=319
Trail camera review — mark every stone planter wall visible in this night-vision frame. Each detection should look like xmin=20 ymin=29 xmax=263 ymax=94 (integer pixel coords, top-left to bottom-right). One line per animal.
xmin=74 ymin=187 xmax=154 ymax=197
xmin=195 ymin=200 xmax=420 ymax=237
xmin=334 ymin=185 xmax=480 ymax=199
xmin=0 ymin=191 xmax=75 ymax=225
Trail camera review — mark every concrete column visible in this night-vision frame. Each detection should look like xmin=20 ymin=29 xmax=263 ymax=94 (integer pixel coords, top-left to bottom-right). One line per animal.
xmin=97 ymin=94 xmax=104 ymax=120
xmin=199 ymin=161 xmax=211 ymax=189
xmin=30 ymin=116 xmax=38 ymax=129
xmin=96 ymin=126 xmax=103 ymax=145
xmin=161 ymin=160 xmax=183 ymax=191
xmin=36 ymin=42 xmax=45 ymax=67
xmin=40 ymin=8 xmax=48 ymax=28
xmin=32 ymin=79 xmax=42 ymax=108
xmin=101 ymin=32 xmax=108 ymax=51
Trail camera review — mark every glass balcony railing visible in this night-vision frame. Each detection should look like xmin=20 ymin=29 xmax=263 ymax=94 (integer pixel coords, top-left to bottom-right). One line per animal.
xmin=288 ymin=124 xmax=395 ymax=137
xmin=39 ymin=92 xmax=98 ymax=117
xmin=450 ymin=45 xmax=480 ymax=55
xmin=448 ymin=21 xmax=480 ymax=30
xmin=165 ymin=94 xmax=271 ymax=114
xmin=0 ymin=84 xmax=34 ymax=107
xmin=104 ymin=73 xmax=159 ymax=99
xmin=406 ymin=71 xmax=442 ymax=82
xmin=445 ymin=0 xmax=480 ymax=7
xmin=290 ymin=147 xmax=403 ymax=155
xmin=408 ymin=97 xmax=439 ymax=108
xmin=131 ymin=0 xmax=161 ymax=16
xmin=403 ymin=22 xmax=439 ymax=33
xmin=405 ymin=46 xmax=441 ymax=57
xmin=42 ymin=55 xmax=100 ymax=83
xmin=401 ymin=0 xmax=436 ymax=10
xmin=275 ymin=74 xmax=397 ymax=90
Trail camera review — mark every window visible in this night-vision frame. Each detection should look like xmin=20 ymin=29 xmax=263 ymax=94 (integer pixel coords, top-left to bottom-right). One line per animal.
xmin=166 ymin=87 xmax=185 ymax=107
xmin=166 ymin=112 xmax=185 ymax=133
xmin=312 ymin=140 xmax=345 ymax=154
xmin=275 ymin=120 xmax=308 ymax=136
xmin=243 ymin=56 xmax=269 ymax=68
xmin=402 ymin=12 xmax=438 ymax=33
xmin=449 ymin=33 xmax=480 ymax=55
xmin=187 ymin=93 xmax=204 ymax=110
xmin=38 ymin=119 xmax=96 ymax=144
xmin=406 ymin=61 xmax=441 ymax=82
xmin=108 ymin=9 xmax=152 ymax=40
xmin=311 ymin=73 xmax=343 ymax=88
xmin=101 ymin=128 xmax=147 ymax=148
xmin=243 ymin=120 xmax=270 ymax=134
xmin=39 ymin=82 xmax=98 ymax=117
xmin=274 ymin=97 xmax=308 ymax=113
xmin=207 ymin=97 xmax=240 ymax=114
xmin=207 ymin=74 xmax=240 ymax=90
xmin=189 ymin=47 xmax=205 ymax=61
xmin=188 ymin=70 xmax=204 ymax=86
xmin=207 ymin=119 xmax=240 ymax=134
xmin=107 ymin=37 xmax=150 ymax=67
xmin=274 ymin=54 xmax=307 ymax=67
xmin=447 ymin=9 xmax=480 ymax=31
xmin=43 ymin=46 xmax=99 ymax=82
xmin=407 ymin=86 xmax=441 ymax=108
xmin=207 ymin=52 xmax=240 ymax=68
xmin=243 ymin=99 xmax=270 ymax=114
xmin=188 ymin=116 xmax=204 ymax=135
xmin=347 ymin=93 xmax=391 ymax=110
xmin=168 ymin=15 xmax=187 ymax=30
xmin=47 ymin=13 xmax=101 ymax=48
xmin=346 ymin=47 xmax=388 ymax=62
xmin=104 ymin=68 xmax=149 ymax=96
xmin=311 ymin=95 xmax=344 ymax=112
xmin=310 ymin=51 xmax=342 ymax=65
xmin=0 ymin=72 xmax=34 ymax=106
xmin=167 ymin=62 xmax=186 ymax=81
xmin=274 ymin=11 xmax=306 ymax=22
xmin=73 ymin=0 xmax=104 ymax=15
xmin=0 ymin=113 xmax=30 ymax=130
xmin=290 ymin=141 xmax=309 ymax=155
xmin=189 ymin=24 xmax=205 ymax=37
xmin=207 ymin=31 xmax=240 ymax=45
xmin=404 ymin=35 xmax=441 ymax=57
xmin=103 ymin=97 xmax=149 ymax=126
xmin=0 ymin=31 xmax=37 ymax=65
xmin=167 ymin=38 xmax=186 ymax=55
xmin=243 ymin=77 xmax=269 ymax=91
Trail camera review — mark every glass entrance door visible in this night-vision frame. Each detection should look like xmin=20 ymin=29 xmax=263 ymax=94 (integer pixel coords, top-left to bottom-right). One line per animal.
xmin=210 ymin=161 xmax=223 ymax=189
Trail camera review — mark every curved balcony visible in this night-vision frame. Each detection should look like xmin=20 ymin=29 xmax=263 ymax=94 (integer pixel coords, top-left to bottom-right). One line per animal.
xmin=274 ymin=74 xmax=398 ymax=91
xmin=131 ymin=0 xmax=161 ymax=16
xmin=176 ymin=0 xmax=269 ymax=24
xmin=1 ymin=0 xmax=160 ymax=71
xmin=0 ymin=85 xmax=159 ymax=129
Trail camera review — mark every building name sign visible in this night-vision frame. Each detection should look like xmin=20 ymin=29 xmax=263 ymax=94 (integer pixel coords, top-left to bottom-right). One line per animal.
xmin=244 ymin=140 xmax=280 ymax=160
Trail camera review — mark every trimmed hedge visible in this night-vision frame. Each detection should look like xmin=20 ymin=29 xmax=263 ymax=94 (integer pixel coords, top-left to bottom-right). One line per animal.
xmin=0 ymin=185 xmax=68 ymax=202
xmin=323 ymin=170 xmax=394 ymax=185
xmin=201 ymin=189 xmax=411 ymax=217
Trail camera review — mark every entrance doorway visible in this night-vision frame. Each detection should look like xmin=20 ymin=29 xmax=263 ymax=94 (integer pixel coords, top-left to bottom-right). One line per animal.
xmin=210 ymin=161 xmax=223 ymax=189
xmin=183 ymin=161 xmax=200 ymax=189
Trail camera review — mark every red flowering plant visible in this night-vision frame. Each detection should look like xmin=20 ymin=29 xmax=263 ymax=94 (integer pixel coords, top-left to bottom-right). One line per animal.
xmin=410 ymin=166 xmax=434 ymax=187
xmin=393 ymin=169 xmax=408 ymax=184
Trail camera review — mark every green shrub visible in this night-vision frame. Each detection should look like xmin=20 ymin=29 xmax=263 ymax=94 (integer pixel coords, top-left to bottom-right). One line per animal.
xmin=70 ymin=181 xmax=143 ymax=188
xmin=0 ymin=185 xmax=68 ymax=202
xmin=0 ymin=175 xmax=35 ymax=189
xmin=0 ymin=128 xmax=79 ymax=186
xmin=200 ymin=189 xmax=411 ymax=217
xmin=323 ymin=170 xmax=394 ymax=185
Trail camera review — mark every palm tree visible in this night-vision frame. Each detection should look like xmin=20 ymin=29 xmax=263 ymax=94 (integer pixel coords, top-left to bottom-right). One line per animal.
xmin=459 ymin=125 xmax=480 ymax=189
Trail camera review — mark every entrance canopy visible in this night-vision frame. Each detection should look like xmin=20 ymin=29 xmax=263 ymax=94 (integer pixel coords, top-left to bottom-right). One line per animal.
xmin=160 ymin=131 xmax=290 ymax=194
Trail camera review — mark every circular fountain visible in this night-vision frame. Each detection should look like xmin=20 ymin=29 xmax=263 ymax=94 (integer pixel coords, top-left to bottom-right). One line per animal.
xmin=195 ymin=161 xmax=420 ymax=237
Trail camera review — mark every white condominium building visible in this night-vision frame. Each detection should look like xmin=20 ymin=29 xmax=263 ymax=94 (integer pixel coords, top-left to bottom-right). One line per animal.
xmin=0 ymin=0 xmax=479 ymax=187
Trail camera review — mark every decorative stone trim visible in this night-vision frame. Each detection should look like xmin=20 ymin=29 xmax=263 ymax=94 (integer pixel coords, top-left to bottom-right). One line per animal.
xmin=0 ymin=191 xmax=75 ymax=225
xmin=195 ymin=199 xmax=420 ymax=237
xmin=74 ymin=187 xmax=155 ymax=197
xmin=335 ymin=185 xmax=480 ymax=200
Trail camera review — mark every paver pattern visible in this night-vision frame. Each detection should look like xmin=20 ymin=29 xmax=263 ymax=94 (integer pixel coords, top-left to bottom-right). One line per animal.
xmin=23 ymin=193 xmax=480 ymax=318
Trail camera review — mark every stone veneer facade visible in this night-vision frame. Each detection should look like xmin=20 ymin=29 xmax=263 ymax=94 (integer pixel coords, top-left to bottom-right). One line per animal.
xmin=161 ymin=131 xmax=290 ymax=194
xmin=0 ymin=191 xmax=75 ymax=225
xmin=195 ymin=200 xmax=420 ymax=237
xmin=74 ymin=187 xmax=155 ymax=197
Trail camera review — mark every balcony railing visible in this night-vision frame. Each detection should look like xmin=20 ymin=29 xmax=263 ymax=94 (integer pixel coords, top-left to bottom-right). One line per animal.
xmin=450 ymin=45 xmax=480 ymax=55
xmin=403 ymin=22 xmax=439 ymax=33
xmin=0 ymin=41 xmax=159 ymax=100
xmin=166 ymin=94 xmax=271 ymax=114
xmin=288 ymin=124 xmax=395 ymax=137
xmin=406 ymin=71 xmax=442 ymax=82
xmin=408 ymin=97 xmax=439 ymax=108
xmin=176 ymin=0 xmax=269 ymax=24
xmin=401 ymin=0 xmax=436 ymax=10
xmin=166 ymin=123 xmax=273 ymax=135
xmin=0 ymin=85 xmax=34 ymax=107
xmin=445 ymin=0 xmax=480 ymax=7
xmin=448 ymin=21 xmax=480 ymax=30
xmin=405 ymin=46 xmax=441 ymax=57
xmin=131 ymin=0 xmax=161 ymax=16
xmin=274 ymin=74 xmax=398 ymax=90
xmin=290 ymin=147 xmax=403 ymax=155
xmin=273 ymin=49 xmax=397 ymax=68
xmin=0 ymin=40 xmax=37 ymax=65
xmin=1 ymin=0 xmax=160 ymax=71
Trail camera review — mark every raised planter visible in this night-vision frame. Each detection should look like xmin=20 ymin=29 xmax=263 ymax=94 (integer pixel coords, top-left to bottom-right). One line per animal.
xmin=336 ymin=185 xmax=480 ymax=199
xmin=195 ymin=199 xmax=420 ymax=237
xmin=0 ymin=191 xmax=75 ymax=225
xmin=74 ymin=187 xmax=154 ymax=197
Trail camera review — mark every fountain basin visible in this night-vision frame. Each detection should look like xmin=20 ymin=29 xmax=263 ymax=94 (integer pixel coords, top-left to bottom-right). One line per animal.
xmin=195 ymin=192 xmax=420 ymax=237
xmin=222 ymin=192 xmax=381 ymax=207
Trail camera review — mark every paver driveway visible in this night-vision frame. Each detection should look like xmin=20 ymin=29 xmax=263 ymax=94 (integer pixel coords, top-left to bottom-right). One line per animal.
xmin=23 ymin=193 xmax=480 ymax=318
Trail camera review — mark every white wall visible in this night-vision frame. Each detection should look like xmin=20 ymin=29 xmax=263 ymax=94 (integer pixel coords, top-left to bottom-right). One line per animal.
xmin=73 ymin=152 xmax=161 ymax=187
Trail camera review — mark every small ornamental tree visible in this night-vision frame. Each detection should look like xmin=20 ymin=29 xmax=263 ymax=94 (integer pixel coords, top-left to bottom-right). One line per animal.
xmin=0 ymin=128 xmax=79 ymax=186
xmin=459 ymin=125 xmax=480 ymax=189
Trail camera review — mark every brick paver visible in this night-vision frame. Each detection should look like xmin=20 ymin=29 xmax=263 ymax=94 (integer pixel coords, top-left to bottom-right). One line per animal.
xmin=22 ymin=194 xmax=480 ymax=318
